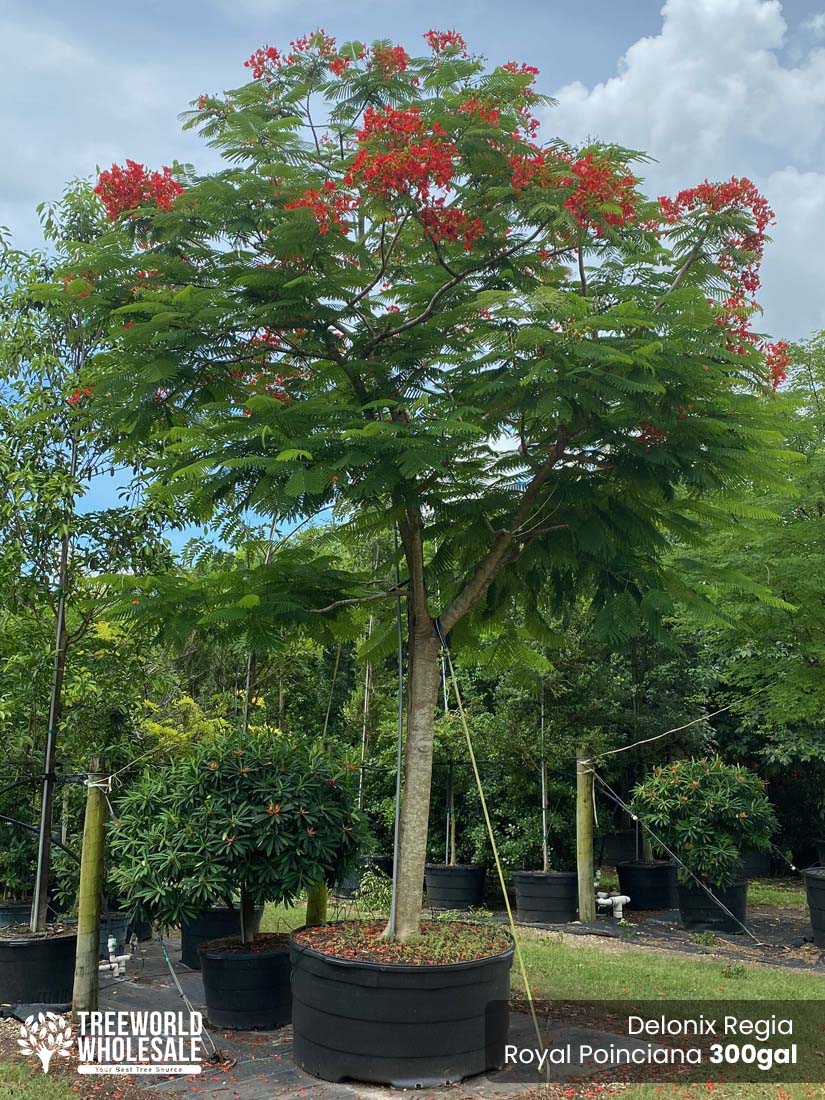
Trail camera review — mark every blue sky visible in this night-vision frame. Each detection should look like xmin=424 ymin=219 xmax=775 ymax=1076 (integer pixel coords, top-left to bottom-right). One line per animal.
xmin=4 ymin=0 xmax=825 ymax=530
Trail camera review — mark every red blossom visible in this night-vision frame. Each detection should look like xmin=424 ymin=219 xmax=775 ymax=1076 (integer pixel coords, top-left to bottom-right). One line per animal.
xmin=420 ymin=200 xmax=483 ymax=250
xmin=329 ymin=56 xmax=350 ymax=77
xmin=457 ymin=97 xmax=500 ymax=125
xmin=344 ymin=106 xmax=456 ymax=203
xmin=502 ymin=61 xmax=540 ymax=80
xmin=95 ymin=161 xmax=183 ymax=221
xmin=764 ymin=339 xmax=791 ymax=391
xmin=284 ymin=182 xmax=358 ymax=233
xmin=67 ymin=386 xmax=93 ymax=407
xmin=510 ymin=149 xmax=637 ymax=234
xmin=659 ymin=178 xmax=773 ymax=294
xmin=423 ymin=29 xmax=467 ymax=55
xmin=244 ymin=45 xmax=282 ymax=79
xmin=370 ymin=44 xmax=410 ymax=76
xmin=638 ymin=421 xmax=666 ymax=447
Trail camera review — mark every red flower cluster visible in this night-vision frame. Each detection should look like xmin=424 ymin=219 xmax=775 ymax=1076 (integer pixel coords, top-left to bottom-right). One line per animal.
xmin=764 ymin=339 xmax=791 ymax=390
xmin=561 ymin=154 xmax=637 ymax=234
xmin=244 ymin=45 xmax=281 ymax=79
xmin=67 ymin=386 xmax=93 ymax=407
xmin=95 ymin=161 xmax=183 ymax=221
xmin=638 ymin=421 xmax=666 ymax=447
xmin=344 ymin=106 xmax=456 ymax=203
xmin=502 ymin=61 xmax=540 ymax=81
xmin=511 ymin=149 xmax=636 ymax=234
xmin=370 ymin=44 xmax=410 ymax=76
xmin=457 ymin=97 xmax=500 ymax=125
xmin=288 ymin=29 xmax=336 ymax=60
xmin=420 ymin=200 xmax=483 ymax=250
xmin=423 ymin=29 xmax=467 ymax=55
xmin=285 ymin=180 xmax=358 ymax=233
xmin=659 ymin=178 xmax=773 ymax=294
xmin=329 ymin=56 xmax=350 ymax=77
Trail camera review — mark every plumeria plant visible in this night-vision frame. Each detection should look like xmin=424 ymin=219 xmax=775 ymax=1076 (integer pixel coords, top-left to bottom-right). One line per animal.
xmin=57 ymin=29 xmax=794 ymax=939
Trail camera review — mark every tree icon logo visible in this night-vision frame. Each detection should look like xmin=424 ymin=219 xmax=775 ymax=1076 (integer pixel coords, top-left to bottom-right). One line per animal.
xmin=17 ymin=1012 xmax=74 ymax=1074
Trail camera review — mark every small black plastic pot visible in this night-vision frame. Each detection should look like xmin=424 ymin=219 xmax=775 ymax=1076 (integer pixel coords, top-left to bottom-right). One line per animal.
xmin=616 ymin=861 xmax=679 ymax=910
xmin=802 ymin=867 xmax=825 ymax=949
xmin=99 ymin=909 xmax=131 ymax=958
xmin=180 ymin=907 xmax=241 ymax=970
xmin=512 ymin=871 xmax=577 ymax=923
xmin=128 ymin=918 xmax=153 ymax=942
xmin=289 ymin=924 xmax=513 ymax=1087
xmin=425 ymin=864 xmax=485 ymax=910
xmin=0 ymin=900 xmax=32 ymax=928
xmin=0 ymin=932 xmax=77 ymax=1004
xmin=200 ymin=939 xmax=291 ymax=1029
xmin=677 ymin=880 xmax=748 ymax=933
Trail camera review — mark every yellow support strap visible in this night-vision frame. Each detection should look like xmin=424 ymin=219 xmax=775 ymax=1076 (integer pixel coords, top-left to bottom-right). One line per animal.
xmin=440 ymin=640 xmax=544 ymax=1053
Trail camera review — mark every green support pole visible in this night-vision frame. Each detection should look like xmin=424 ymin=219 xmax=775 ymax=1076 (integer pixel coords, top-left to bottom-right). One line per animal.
xmin=305 ymin=882 xmax=328 ymax=926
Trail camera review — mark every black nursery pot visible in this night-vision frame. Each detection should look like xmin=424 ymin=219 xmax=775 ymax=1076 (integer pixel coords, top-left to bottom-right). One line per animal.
xmin=180 ymin=907 xmax=241 ymax=970
xmin=600 ymin=829 xmax=639 ymax=865
xmin=368 ymin=854 xmax=394 ymax=878
xmin=425 ymin=864 xmax=486 ymax=910
xmin=815 ymin=839 xmax=825 ymax=866
xmin=0 ymin=933 xmax=77 ymax=1005
xmin=739 ymin=848 xmax=772 ymax=879
xmin=802 ymin=867 xmax=825 ymax=948
xmin=99 ymin=909 xmax=131 ymax=958
xmin=199 ymin=940 xmax=291 ymax=1029
xmin=677 ymin=880 xmax=748 ymax=934
xmin=289 ymin=926 xmax=513 ymax=1087
xmin=616 ymin=861 xmax=679 ymax=910
xmin=512 ymin=871 xmax=577 ymax=923
xmin=0 ymin=900 xmax=32 ymax=928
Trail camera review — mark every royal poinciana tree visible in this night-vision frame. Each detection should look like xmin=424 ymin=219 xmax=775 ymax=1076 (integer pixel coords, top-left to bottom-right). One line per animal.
xmin=63 ymin=29 xmax=792 ymax=938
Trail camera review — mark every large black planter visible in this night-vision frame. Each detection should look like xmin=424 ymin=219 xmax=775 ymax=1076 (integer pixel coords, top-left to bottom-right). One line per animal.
xmin=180 ymin=907 xmax=240 ymax=970
xmin=0 ymin=933 xmax=77 ymax=1004
xmin=802 ymin=867 xmax=825 ymax=948
xmin=512 ymin=871 xmax=577 ymax=923
xmin=425 ymin=864 xmax=485 ymax=910
xmin=677 ymin=880 xmax=748 ymax=934
xmin=289 ymin=926 xmax=513 ymax=1086
xmin=0 ymin=900 xmax=32 ymax=928
xmin=200 ymin=938 xmax=291 ymax=1029
xmin=617 ymin=861 xmax=679 ymax=910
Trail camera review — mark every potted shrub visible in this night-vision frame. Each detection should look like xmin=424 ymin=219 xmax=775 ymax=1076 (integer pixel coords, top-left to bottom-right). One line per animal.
xmin=0 ymin=821 xmax=36 ymax=928
xmin=631 ymin=758 xmax=776 ymax=933
xmin=110 ymin=727 xmax=365 ymax=1029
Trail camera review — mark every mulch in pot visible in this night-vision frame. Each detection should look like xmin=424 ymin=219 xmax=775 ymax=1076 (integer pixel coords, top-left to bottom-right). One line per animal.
xmin=292 ymin=918 xmax=510 ymax=965
xmin=201 ymin=931 xmax=290 ymax=953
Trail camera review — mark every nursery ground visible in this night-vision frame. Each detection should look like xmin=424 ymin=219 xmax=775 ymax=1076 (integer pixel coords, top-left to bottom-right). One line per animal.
xmin=1 ymin=884 xmax=822 ymax=1100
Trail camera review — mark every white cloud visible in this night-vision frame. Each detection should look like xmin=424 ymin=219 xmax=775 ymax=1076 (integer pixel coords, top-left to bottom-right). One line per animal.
xmin=803 ymin=11 xmax=825 ymax=37
xmin=547 ymin=0 xmax=825 ymax=338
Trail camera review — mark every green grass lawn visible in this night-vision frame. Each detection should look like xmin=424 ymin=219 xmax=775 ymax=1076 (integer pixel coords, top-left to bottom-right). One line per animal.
xmin=748 ymin=876 xmax=808 ymax=910
xmin=0 ymin=1063 xmax=74 ymax=1098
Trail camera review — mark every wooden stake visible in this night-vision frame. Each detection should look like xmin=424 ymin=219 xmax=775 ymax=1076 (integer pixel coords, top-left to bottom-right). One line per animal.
xmin=72 ymin=760 xmax=108 ymax=1014
xmin=576 ymin=752 xmax=596 ymax=922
